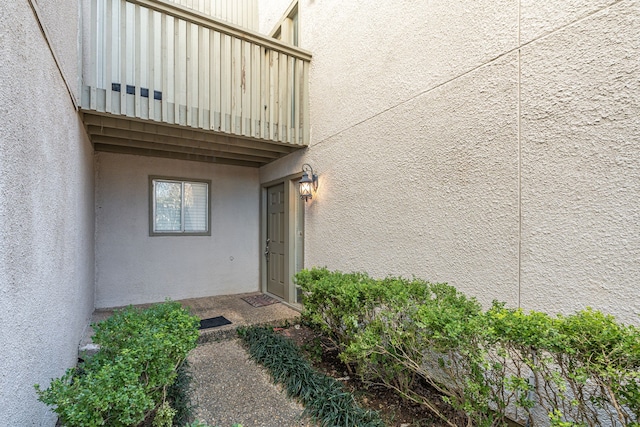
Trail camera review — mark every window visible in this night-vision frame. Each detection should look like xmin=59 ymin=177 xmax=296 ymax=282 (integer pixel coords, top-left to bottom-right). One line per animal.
xmin=150 ymin=177 xmax=211 ymax=236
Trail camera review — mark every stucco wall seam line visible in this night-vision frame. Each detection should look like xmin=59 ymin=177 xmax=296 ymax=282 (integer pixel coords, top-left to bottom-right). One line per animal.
xmin=522 ymin=0 xmax=627 ymax=46
xmin=309 ymin=0 xmax=627 ymax=150
xmin=26 ymin=0 xmax=79 ymax=110
xmin=310 ymin=51 xmax=519 ymax=148
xmin=516 ymin=0 xmax=626 ymax=50
xmin=517 ymin=0 xmax=522 ymax=308
xmin=517 ymin=50 xmax=522 ymax=308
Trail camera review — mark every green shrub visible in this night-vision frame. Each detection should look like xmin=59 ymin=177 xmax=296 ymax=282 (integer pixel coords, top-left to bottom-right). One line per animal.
xmin=239 ymin=325 xmax=384 ymax=427
xmin=36 ymin=301 xmax=200 ymax=427
xmin=342 ymin=281 xmax=493 ymax=427
xmin=296 ymin=267 xmax=433 ymax=346
xmin=297 ymin=268 xmax=640 ymax=427
xmin=486 ymin=304 xmax=640 ymax=426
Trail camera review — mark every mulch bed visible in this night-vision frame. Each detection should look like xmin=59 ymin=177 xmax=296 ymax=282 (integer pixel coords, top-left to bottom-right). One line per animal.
xmin=275 ymin=324 xmax=464 ymax=427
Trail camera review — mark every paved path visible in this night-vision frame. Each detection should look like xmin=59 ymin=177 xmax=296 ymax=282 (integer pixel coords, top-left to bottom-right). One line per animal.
xmin=188 ymin=338 xmax=311 ymax=427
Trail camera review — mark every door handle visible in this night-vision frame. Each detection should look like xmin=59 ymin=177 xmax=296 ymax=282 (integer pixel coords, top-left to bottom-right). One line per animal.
xmin=264 ymin=238 xmax=270 ymax=260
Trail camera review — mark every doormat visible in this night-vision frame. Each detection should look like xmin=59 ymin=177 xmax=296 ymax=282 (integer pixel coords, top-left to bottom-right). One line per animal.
xmin=199 ymin=316 xmax=232 ymax=330
xmin=241 ymin=294 xmax=279 ymax=308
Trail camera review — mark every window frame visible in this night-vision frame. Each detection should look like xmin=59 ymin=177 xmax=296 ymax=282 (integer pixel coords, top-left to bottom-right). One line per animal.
xmin=149 ymin=176 xmax=212 ymax=236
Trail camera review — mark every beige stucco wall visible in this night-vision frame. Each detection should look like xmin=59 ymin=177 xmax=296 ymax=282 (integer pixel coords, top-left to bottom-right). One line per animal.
xmin=258 ymin=0 xmax=293 ymax=35
xmin=95 ymin=152 xmax=260 ymax=308
xmin=36 ymin=0 xmax=82 ymax=100
xmin=0 ymin=1 xmax=95 ymax=425
xmin=259 ymin=1 xmax=640 ymax=323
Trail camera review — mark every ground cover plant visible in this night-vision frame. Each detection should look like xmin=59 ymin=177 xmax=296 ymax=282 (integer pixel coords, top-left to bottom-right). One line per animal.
xmin=238 ymin=325 xmax=385 ymax=427
xmin=36 ymin=301 xmax=200 ymax=427
xmin=296 ymin=268 xmax=640 ymax=427
xmin=279 ymin=322 xmax=460 ymax=426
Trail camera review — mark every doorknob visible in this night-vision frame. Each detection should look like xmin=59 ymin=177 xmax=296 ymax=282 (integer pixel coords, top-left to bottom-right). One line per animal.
xmin=264 ymin=238 xmax=270 ymax=260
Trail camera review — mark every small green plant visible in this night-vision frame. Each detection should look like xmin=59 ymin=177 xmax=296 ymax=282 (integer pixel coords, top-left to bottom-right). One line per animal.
xmin=35 ymin=301 xmax=200 ymax=427
xmin=301 ymin=335 xmax=324 ymax=363
xmin=167 ymin=360 xmax=196 ymax=426
xmin=239 ymin=325 xmax=384 ymax=427
xmin=153 ymin=401 xmax=177 ymax=427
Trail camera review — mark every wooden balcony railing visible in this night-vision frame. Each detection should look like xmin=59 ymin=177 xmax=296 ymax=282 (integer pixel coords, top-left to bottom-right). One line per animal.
xmin=81 ymin=0 xmax=311 ymax=147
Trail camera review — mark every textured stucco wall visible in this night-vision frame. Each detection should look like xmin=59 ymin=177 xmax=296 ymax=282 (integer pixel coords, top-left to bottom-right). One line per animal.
xmin=95 ymin=152 xmax=260 ymax=308
xmin=0 ymin=1 xmax=95 ymax=425
xmin=519 ymin=1 xmax=640 ymax=321
xmin=35 ymin=0 xmax=81 ymax=99
xmin=257 ymin=0 xmax=293 ymax=35
xmin=259 ymin=0 xmax=640 ymax=323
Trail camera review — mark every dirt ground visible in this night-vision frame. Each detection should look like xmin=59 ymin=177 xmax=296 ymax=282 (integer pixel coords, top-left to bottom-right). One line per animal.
xmin=275 ymin=324 xmax=464 ymax=427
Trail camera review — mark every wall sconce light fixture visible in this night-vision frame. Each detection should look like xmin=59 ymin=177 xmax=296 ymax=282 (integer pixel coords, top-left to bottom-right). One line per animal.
xmin=298 ymin=163 xmax=318 ymax=202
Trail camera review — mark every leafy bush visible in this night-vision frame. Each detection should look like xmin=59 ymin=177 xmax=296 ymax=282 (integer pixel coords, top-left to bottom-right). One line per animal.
xmin=486 ymin=304 xmax=640 ymax=426
xmin=36 ymin=301 xmax=200 ymax=427
xmin=295 ymin=267 xmax=432 ymax=346
xmin=338 ymin=278 xmax=494 ymax=426
xmin=238 ymin=325 xmax=384 ymax=427
xmin=297 ymin=268 xmax=640 ymax=427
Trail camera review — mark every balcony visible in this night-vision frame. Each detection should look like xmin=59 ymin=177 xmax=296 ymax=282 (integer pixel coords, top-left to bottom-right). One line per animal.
xmin=80 ymin=0 xmax=311 ymax=167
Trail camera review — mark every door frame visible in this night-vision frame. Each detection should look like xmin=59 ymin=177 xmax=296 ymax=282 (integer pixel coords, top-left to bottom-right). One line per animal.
xmin=260 ymin=173 xmax=305 ymax=304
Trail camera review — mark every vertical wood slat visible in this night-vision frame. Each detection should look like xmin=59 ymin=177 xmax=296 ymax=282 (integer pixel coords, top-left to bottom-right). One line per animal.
xmin=173 ymin=16 xmax=180 ymax=124
xmin=119 ymin=0 xmax=127 ymax=115
xmin=134 ymin=3 xmax=142 ymax=118
xmin=89 ymin=0 xmax=97 ymax=110
xmin=231 ymin=1 xmax=237 ymax=29
xmin=251 ymin=44 xmax=260 ymax=138
xmin=186 ymin=21 xmax=192 ymax=126
xmin=278 ymin=53 xmax=288 ymax=143
xmin=287 ymin=55 xmax=294 ymax=144
xmin=220 ymin=33 xmax=230 ymax=132
xmin=220 ymin=35 xmax=233 ymax=132
xmin=232 ymin=37 xmax=241 ymax=135
xmin=191 ymin=23 xmax=198 ymax=127
xmin=198 ymin=26 xmax=206 ymax=128
xmin=105 ymin=0 xmax=113 ymax=113
xmin=260 ymin=47 xmax=267 ymax=139
xmin=161 ymin=12 xmax=168 ymax=122
xmin=211 ymin=30 xmax=220 ymax=131
xmin=269 ymin=50 xmax=277 ymax=141
xmin=241 ymin=41 xmax=250 ymax=136
xmin=302 ymin=60 xmax=310 ymax=145
xmin=294 ymin=58 xmax=302 ymax=145
xmin=148 ymin=8 xmax=155 ymax=120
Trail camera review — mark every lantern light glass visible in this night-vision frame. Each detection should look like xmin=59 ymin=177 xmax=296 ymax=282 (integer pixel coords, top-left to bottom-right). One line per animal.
xmin=298 ymin=164 xmax=318 ymax=202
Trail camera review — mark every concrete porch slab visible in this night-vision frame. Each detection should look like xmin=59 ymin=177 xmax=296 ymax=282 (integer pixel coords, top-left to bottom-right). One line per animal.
xmin=79 ymin=292 xmax=301 ymax=355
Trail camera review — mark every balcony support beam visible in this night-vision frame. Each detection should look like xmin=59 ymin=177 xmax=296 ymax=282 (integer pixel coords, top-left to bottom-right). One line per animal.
xmin=82 ymin=110 xmax=300 ymax=167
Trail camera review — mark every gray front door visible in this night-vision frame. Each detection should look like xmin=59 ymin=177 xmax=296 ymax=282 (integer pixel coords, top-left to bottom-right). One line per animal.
xmin=266 ymin=183 xmax=286 ymax=298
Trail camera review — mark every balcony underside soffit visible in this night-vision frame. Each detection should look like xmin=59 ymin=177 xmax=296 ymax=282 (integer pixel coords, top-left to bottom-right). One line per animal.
xmin=82 ymin=111 xmax=302 ymax=167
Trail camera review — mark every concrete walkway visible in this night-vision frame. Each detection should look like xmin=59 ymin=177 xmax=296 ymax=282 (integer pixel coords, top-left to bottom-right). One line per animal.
xmin=183 ymin=293 xmax=311 ymax=426
xmin=82 ymin=292 xmax=310 ymax=427
xmin=188 ymin=338 xmax=311 ymax=427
